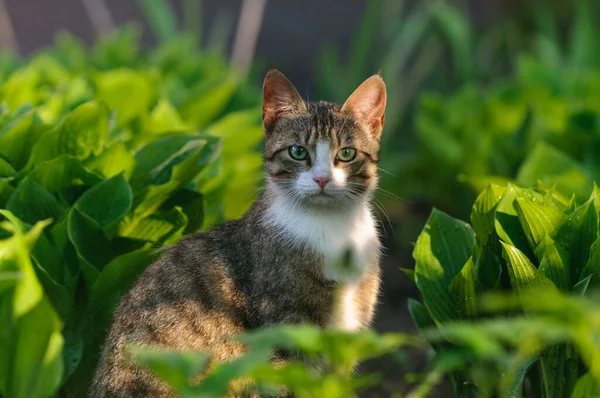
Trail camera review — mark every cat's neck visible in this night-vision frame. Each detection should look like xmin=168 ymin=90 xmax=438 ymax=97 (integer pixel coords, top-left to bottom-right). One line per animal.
xmin=258 ymin=182 xmax=380 ymax=282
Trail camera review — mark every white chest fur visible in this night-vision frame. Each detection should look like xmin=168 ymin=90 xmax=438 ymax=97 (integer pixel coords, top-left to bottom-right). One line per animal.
xmin=263 ymin=194 xmax=380 ymax=331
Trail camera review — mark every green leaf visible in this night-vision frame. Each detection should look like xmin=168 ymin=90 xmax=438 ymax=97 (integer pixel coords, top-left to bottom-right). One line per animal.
xmin=515 ymin=197 xmax=567 ymax=250
xmin=540 ymin=344 xmax=568 ymax=398
xmin=84 ymin=143 xmax=136 ymax=180
xmin=473 ymin=244 xmax=502 ymax=290
xmin=571 ymin=373 xmax=600 ymax=398
xmin=136 ymin=0 xmax=178 ymax=43
xmin=181 ymin=76 xmax=239 ymax=128
xmin=75 ymin=174 xmax=133 ymax=229
xmin=494 ymin=184 xmax=532 ymax=256
xmin=535 ymin=235 xmax=571 ymax=291
xmin=119 ymin=207 xmax=187 ymax=245
xmin=500 ymin=242 xmax=557 ymax=293
xmin=84 ymin=249 xmax=157 ymax=328
xmin=517 ymin=142 xmax=591 ymax=201
xmin=556 ymin=196 xmax=599 ymax=280
xmin=407 ymin=299 xmax=436 ymax=331
xmin=569 ymin=0 xmax=600 ymax=70
xmin=67 ymin=208 xmax=114 ymax=270
xmin=0 ymin=107 xmax=45 ymax=170
xmin=127 ymin=345 xmax=209 ymax=393
xmin=6 ymin=177 xmax=66 ymax=225
xmin=449 ymin=256 xmax=478 ymax=317
xmin=0 ymin=157 xmax=16 ymax=178
xmin=29 ymin=101 xmax=109 ymax=165
xmin=470 ymin=184 xmax=505 ymax=246
xmin=147 ymin=99 xmax=188 ymax=134
xmin=130 ymin=135 xmax=220 ymax=221
xmin=29 ymin=155 xmax=103 ymax=193
xmin=96 ymin=70 xmax=152 ymax=124
xmin=581 ymin=237 xmax=600 ymax=284
xmin=572 ymin=274 xmax=592 ymax=296
xmin=413 ymin=209 xmax=475 ymax=323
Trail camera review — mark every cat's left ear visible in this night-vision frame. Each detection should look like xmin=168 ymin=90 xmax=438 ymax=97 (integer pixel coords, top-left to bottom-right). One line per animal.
xmin=262 ymin=69 xmax=307 ymax=132
xmin=341 ymin=73 xmax=387 ymax=138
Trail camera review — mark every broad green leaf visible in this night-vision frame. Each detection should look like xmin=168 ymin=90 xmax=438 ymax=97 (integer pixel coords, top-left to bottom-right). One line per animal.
xmin=29 ymin=155 xmax=103 ymax=193
xmin=127 ymin=345 xmax=209 ymax=393
xmin=501 ymin=242 xmax=557 ymax=293
xmin=494 ymin=184 xmax=532 ymax=256
xmin=407 ymin=299 xmax=436 ymax=331
xmin=571 ymin=373 xmax=600 ymax=398
xmin=540 ymin=344 xmax=567 ymax=398
xmin=181 ymin=76 xmax=239 ymax=128
xmin=84 ymin=249 xmax=157 ymax=327
xmin=535 ymin=235 xmax=571 ymax=291
xmin=6 ymin=177 xmax=66 ymax=225
xmin=449 ymin=256 xmax=478 ymax=317
xmin=573 ymin=275 xmax=592 ymax=296
xmin=130 ymin=135 xmax=220 ymax=221
xmin=517 ymin=142 xmax=591 ymax=201
xmin=96 ymin=69 xmax=153 ymax=124
xmin=413 ymin=209 xmax=475 ymax=323
xmin=470 ymin=183 xmax=505 ymax=246
xmin=569 ymin=0 xmax=600 ymax=70
xmin=473 ymin=244 xmax=502 ymax=290
xmin=515 ymin=197 xmax=567 ymax=250
xmin=119 ymin=207 xmax=187 ymax=245
xmin=29 ymin=102 xmax=109 ymax=165
xmin=0 ymin=107 xmax=45 ymax=170
xmin=204 ymin=109 xmax=263 ymax=156
xmin=161 ymin=189 xmax=204 ymax=234
xmin=84 ymin=143 xmax=136 ymax=180
xmin=0 ymin=157 xmax=16 ymax=178
xmin=147 ymin=99 xmax=188 ymax=134
xmin=10 ymin=299 xmax=64 ymax=398
xmin=74 ymin=174 xmax=133 ymax=229
xmin=581 ymin=237 xmax=600 ymax=284
xmin=67 ymin=208 xmax=114 ymax=270
xmin=556 ymin=196 xmax=599 ymax=280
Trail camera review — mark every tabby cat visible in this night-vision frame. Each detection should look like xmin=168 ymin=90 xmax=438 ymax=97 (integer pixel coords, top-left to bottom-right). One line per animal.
xmin=91 ymin=69 xmax=387 ymax=397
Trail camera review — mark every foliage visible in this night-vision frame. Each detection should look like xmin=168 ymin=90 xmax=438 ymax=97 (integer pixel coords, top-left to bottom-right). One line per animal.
xmin=411 ymin=181 xmax=600 ymax=397
xmin=129 ymin=325 xmax=416 ymax=398
xmin=0 ymin=25 xmax=262 ymax=397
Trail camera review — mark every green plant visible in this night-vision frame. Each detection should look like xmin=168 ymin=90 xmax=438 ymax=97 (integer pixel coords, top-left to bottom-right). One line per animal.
xmin=0 ymin=26 xmax=262 ymax=397
xmin=410 ymin=181 xmax=600 ymax=397
xmin=129 ymin=325 xmax=417 ymax=398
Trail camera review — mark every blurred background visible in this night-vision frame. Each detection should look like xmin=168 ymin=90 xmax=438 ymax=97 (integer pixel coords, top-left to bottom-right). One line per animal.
xmin=2 ymin=0 xmax=599 ymax=395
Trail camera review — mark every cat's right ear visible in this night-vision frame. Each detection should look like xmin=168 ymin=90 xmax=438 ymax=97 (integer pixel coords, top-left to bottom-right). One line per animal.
xmin=262 ymin=69 xmax=306 ymax=132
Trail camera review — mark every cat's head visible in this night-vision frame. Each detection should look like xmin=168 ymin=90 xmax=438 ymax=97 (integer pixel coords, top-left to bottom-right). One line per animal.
xmin=262 ymin=69 xmax=386 ymax=210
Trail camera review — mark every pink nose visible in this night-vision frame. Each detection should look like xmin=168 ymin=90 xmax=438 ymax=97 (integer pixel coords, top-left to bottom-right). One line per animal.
xmin=313 ymin=176 xmax=330 ymax=189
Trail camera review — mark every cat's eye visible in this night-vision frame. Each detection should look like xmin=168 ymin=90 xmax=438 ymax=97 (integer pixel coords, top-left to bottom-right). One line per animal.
xmin=336 ymin=148 xmax=357 ymax=162
xmin=288 ymin=145 xmax=308 ymax=161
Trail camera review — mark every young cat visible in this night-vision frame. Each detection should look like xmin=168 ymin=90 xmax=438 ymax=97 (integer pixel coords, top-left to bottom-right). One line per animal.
xmin=90 ymin=69 xmax=387 ymax=397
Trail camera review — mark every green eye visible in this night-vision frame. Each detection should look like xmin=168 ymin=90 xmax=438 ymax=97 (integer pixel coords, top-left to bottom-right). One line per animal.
xmin=336 ymin=148 xmax=357 ymax=162
xmin=289 ymin=145 xmax=308 ymax=160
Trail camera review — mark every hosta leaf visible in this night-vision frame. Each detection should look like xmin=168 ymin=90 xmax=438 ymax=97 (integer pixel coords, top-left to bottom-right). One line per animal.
xmin=204 ymin=109 xmax=263 ymax=156
xmin=29 ymin=155 xmax=102 ymax=193
xmin=471 ymin=183 xmax=505 ymax=246
xmin=74 ymin=174 xmax=132 ymax=229
xmin=449 ymin=256 xmax=478 ymax=317
xmin=67 ymin=208 xmax=114 ymax=270
xmin=501 ymin=242 xmax=557 ymax=293
xmin=572 ymin=275 xmax=592 ymax=296
xmin=181 ymin=76 xmax=239 ymax=128
xmin=84 ymin=249 xmax=158 ymax=328
xmin=571 ymin=373 xmax=600 ymax=398
xmin=0 ymin=107 xmax=45 ymax=170
xmin=6 ymin=177 xmax=67 ymax=225
xmin=473 ymin=244 xmax=502 ymax=290
xmin=540 ymin=344 xmax=568 ymax=398
xmin=556 ymin=195 xmax=599 ymax=280
xmin=413 ymin=209 xmax=475 ymax=323
xmin=147 ymin=99 xmax=188 ymax=134
xmin=535 ymin=235 xmax=571 ymax=291
xmin=517 ymin=142 xmax=591 ymax=201
xmin=85 ymin=143 xmax=136 ymax=180
xmin=494 ymin=184 xmax=532 ymax=256
xmin=515 ymin=197 xmax=567 ymax=250
xmin=0 ymin=157 xmax=16 ymax=178
xmin=130 ymin=135 xmax=220 ymax=221
xmin=29 ymin=102 xmax=109 ymax=165
xmin=96 ymin=69 xmax=153 ymax=124
xmin=119 ymin=207 xmax=187 ymax=245
xmin=127 ymin=346 xmax=209 ymax=393
xmin=581 ymin=237 xmax=600 ymax=284
xmin=161 ymin=189 xmax=204 ymax=234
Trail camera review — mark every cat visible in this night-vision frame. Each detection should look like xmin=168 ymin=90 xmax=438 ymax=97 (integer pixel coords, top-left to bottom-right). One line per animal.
xmin=90 ymin=69 xmax=387 ymax=397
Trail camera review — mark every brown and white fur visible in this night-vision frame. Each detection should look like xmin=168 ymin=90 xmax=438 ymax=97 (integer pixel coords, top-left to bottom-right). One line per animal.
xmin=91 ymin=69 xmax=387 ymax=397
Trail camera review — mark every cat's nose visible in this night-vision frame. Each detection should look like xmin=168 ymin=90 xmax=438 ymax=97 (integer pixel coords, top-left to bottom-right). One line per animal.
xmin=313 ymin=176 xmax=330 ymax=189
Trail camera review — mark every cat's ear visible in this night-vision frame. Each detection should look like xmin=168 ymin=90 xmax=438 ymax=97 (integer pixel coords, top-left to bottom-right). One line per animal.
xmin=262 ymin=69 xmax=306 ymax=132
xmin=341 ymin=73 xmax=387 ymax=137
